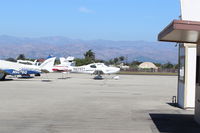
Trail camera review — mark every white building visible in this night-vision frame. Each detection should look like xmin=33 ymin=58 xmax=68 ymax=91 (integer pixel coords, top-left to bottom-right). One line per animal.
xmin=158 ymin=0 xmax=200 ymax=125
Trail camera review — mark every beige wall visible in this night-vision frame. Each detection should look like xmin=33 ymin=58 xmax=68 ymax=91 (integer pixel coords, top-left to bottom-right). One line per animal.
xmin=178 ymin=44 xmax=196 ymax=109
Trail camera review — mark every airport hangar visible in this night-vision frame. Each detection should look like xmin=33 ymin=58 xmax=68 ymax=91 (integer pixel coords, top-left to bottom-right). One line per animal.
xmin=158 ymin=0 xmax=200 ymax=124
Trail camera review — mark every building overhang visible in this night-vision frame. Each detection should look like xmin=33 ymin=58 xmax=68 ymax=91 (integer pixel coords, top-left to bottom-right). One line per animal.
xmin=158 ymin=20 xmax=200 ymax=43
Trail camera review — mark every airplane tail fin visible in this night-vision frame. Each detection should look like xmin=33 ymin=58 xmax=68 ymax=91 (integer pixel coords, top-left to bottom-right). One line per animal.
xmin=59 ymin=57 xmax=75 ymax=66
xmin=33 ymin=60 xmax=37 ymax=65
xmin=39 ymin=57 xmax=56 ymax=72
xmin=60 ymin=57 xmax=66 ymax=65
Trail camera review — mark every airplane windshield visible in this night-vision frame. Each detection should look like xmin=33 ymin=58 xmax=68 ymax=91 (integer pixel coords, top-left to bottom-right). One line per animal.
xmin=90 ymin=65 xmax=97 ymax=68
xmin=104 ymin=64 xmax=108 ymax=67
xmin=100 ymin=63 xmax=108 ymax=67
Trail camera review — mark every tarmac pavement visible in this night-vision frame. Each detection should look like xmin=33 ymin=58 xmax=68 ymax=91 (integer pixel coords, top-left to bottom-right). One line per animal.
xmin=0 ymin=73 xmax=199 ymax=133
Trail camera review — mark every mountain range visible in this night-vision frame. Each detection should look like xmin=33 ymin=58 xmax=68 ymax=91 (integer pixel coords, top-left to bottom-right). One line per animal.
xmin=0 ymin=35 xmax=178 ymax=64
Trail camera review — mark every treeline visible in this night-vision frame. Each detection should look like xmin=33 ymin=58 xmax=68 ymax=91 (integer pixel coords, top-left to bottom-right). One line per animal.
xmin=128 ymin=61 xmax=178 ymax=69
xmin=74 ymin=50 xmax=178 ymax=69
xmin=74 ymin=49 xmax=126 ymax=66
xmin=6 ymin=54 xmax=35 ymax=62
xmin=4 ymin=50 xmax=178 ymax=69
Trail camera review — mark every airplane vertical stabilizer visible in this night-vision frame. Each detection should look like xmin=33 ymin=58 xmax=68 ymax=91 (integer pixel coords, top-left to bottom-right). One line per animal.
xmin=39 ymin=57 xmax=56 ymax=72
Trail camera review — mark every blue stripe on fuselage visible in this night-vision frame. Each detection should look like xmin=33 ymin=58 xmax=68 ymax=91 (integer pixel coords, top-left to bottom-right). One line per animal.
xmin=2 ymin=69 xmax=40 ymax=75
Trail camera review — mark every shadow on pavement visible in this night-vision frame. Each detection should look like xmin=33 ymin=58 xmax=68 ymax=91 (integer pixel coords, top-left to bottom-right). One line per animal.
xmin=0 ymin=79 xmax=13 ymax=81
xmin=150 ymin=113 xmax=200 ymax=133
xmin=167 ymin=102 xmax=179 ymax=108
xmin=57 ymin=77 xmax=71 ymax=79
xmin=18 ymin=76 xmax=34 ymax=79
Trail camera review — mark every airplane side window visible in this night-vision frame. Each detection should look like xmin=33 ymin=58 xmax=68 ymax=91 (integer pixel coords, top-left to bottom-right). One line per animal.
xmin=90 ymin=65 xmax=96 ymax=68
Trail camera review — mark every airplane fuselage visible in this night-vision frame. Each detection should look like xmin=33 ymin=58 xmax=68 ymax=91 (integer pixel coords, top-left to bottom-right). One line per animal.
xmin=0 ymin=57 xmax=56 ymax=80
xmin=0 ymin=60 xmax=41 ymax=75
xmin=70 ymin=63 xmax=120 ymax=75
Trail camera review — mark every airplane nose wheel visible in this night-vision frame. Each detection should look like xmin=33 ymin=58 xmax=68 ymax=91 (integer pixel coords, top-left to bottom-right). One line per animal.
xmin=0 ymin=74 xmax=6 ymax=81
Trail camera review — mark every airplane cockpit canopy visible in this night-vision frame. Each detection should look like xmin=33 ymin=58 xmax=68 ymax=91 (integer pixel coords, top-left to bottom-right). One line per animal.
xmin=90 ymin=65 xmax=97 ymax=68
xmin=92 ymin=63 xmax=109 ymax=68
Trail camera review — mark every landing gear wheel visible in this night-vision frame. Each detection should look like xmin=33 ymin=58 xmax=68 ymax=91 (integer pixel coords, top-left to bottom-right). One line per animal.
xmin=0 ymin=75 xmax=6 ymax=81
xmin=35 ymin=73 xmax=41 ymax=76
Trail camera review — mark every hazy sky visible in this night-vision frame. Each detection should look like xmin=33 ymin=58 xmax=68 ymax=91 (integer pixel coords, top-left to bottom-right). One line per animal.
xmin=0 ymin=0 xmax=180 ymax=41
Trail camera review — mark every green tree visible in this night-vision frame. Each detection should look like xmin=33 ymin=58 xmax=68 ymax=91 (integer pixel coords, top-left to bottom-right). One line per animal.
xmin=17 ymin=54 xmax=26 ymax=60
xmin=84 ymin=49 xmax=95 ymax=61
xmin=131 ymin=61 xmax=142 ymax=66
xmin=162 ymin=62 xmax=174 ymax=69
xmin=119 ymin=56 xmax=125 ymax=62
xmin=113 ymin=57 xmax=119 ymax=64
xmin=6 ymin=58 xmax=16 ymax=62
xmin=174 ymin=64 xmax=179 ymax=69
xmin=74 ymin=58 xmax=93 ymax=66
xmin=73 ymin=50 xmax=97 ymax=66
xmin=95 ymin=59 xmax=105 ymax=63
xmin=154 ymin=63 xmax=161 ymax=68
xmin=108 ymin=59 xmax=114 ymax=65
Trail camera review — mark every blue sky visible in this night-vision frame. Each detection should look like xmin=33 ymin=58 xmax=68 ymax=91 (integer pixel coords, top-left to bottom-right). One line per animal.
xmin=0 ymin=0 xmax=180 ymax=41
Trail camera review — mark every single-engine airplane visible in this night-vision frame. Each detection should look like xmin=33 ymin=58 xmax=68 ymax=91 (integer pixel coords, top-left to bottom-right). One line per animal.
xmin=69 ymin=63 xmax=120 ymax=79
xmin=0 ymin=57 xmax=56 ymax=80
xmin=52 ymin=56 xmax=75 ymax=72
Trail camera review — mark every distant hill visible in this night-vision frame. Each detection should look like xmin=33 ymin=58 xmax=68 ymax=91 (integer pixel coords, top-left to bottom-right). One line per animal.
xmin=0 ymin=35 xmax=178 ymax=63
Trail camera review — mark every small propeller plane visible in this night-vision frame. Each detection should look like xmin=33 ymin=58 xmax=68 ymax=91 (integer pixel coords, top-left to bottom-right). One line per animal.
xmin=69 ymin=63 xmax=120 ymax=79
xmin=52 ymin=56 xmax=75 ymax=72
xmin=50 ymin=56 xmax=120 ymax=79
xmin=0 ymin=57 xmax=56 ymax=80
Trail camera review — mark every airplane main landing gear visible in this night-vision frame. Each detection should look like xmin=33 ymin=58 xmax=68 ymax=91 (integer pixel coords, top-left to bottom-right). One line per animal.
xmin=35 ymin=73 xmax=41 ymax=76
xmin=94 ymin=75 xmax=103 ymax=80
xmin=0 ymin=74 xmax=6 ymax=81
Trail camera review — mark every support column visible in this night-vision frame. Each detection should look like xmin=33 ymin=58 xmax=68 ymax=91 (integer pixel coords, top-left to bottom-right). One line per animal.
xmin=180 ymin=0 xmax=200 ymax=124
xmin=178 ymin=43 xmax=196 ymax=109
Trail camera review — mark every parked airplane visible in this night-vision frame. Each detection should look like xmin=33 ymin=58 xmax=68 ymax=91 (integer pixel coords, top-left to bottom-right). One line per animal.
xmin=0 ymin=57 xmax=56 ymax=80
xmin=69 ymin=63 xmax=120 ymax=79
xmin=50 ymin=56 xmax=120 ymax=79
xmin=52 ymin=56 xmax=75 ymax=72
xmin=60 ymin=56 xmax=75 ymax=66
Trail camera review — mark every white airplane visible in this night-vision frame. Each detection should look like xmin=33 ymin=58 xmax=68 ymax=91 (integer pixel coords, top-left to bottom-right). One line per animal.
xmin=0 ymin=57 xmax=56 ymax=80
xmin=69 ymin=63 xmax=120 ymax=79
xmin=60 ymin=56 xmax=75 ymax=66
xmin=52 ymin=56 xmax=75 ymax=72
